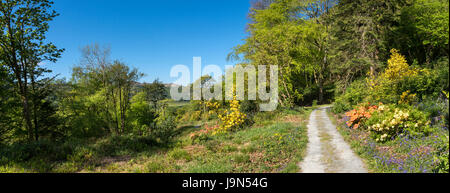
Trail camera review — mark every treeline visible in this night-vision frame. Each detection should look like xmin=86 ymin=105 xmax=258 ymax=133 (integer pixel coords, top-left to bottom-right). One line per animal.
xmin=231 ymin=0 xmax=449 ymax=106
xmin=56 ymin=44 xmax=173 ymax=139
xmin=0 ymin=0 xmax=173 ymax=144
xmin=1 ymin=43 xmax=174 ymax=144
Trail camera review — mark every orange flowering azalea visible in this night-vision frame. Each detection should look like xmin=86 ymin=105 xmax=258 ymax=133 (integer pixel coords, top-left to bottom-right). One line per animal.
xmin=345 ymin=103 xmax=379 ymax=130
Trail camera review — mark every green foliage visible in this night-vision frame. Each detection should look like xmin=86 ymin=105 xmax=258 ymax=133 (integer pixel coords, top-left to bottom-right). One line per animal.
xmin=312 ymin=100 xmax=318 ymax=108
xmin=0 ymin=0 xmax=64 ymax=141
xmin=145 ymin=161 xmax=167 ymax=173
xmin=432 ymin=133 xmax=449 ymax=173
xmin=153 ymin=109 xmax=177 ymax=143
xmin=0 ymin=66 xmax=22 ymax=143
xmin=143 ymin=79 xmax=169 ymax=108
xmin=332 ymin=79 xmax=369 ymax=113
xmin=230 ymin=0 xmax=334 ymax=106
xmin=240 ymin=99 xmax=259 ymax=116
xmin=397 ymin=69 xmax=442 ymax=100
xmin=128 ymin=92 xmax=157 ymax=136
xmin=330 ymin=0 xmax=407 ymax=91
xmin=1 ymin=0 xmax=449 ymax=174
xmin=394 ymin=0 xmax=449 ymax=65
xmin=365 ymin=104 xmax=433 ymax=142
xmin=233 ymin=153 xmax=250 ymax=164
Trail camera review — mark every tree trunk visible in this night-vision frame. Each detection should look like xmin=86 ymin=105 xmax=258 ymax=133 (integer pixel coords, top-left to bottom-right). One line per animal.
xmin=318 ymin=79 xmax=324 ymax=104
xmin=18 ymin=79 xmax=34 ymax=142
xmin=31 ymin=71 xmax=39 ymax=141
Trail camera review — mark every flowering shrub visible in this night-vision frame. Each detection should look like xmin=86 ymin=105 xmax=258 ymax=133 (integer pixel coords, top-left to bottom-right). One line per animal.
xmin=345 ymin=103 xmax=379 ymax=129
xmin=216 ymin=95 xmax=247 ymax=135
xmin=368 ymin=49 xmax=421 ymax=103
xmin=383 ymin=49 xmax=419 ymax=80
xmin=398 ymin=90 xmax=417 ymax=105
xmin=338 ymin=114 xmax=449 ymax=173
xmin=205 ymin=100 xmax=221 ymax=115
xmin=366 ymin=104 xmax=432 ymax=142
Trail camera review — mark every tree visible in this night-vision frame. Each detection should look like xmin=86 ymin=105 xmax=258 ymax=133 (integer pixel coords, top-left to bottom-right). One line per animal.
xmin=296 ymin=0 xmax=337 ymax=104
xmin=230 ymin=0 xmax=336 ymax=105
xmin=0 ymin=63 xmax=21 ymax=143
xmin=144 ymin=79 xmax=168 ymax=109
xmin=70 ymin=45 xmax=143 ymax=135
xmin=230 ymin=0 xmax=302 ymax=106
xmin=329 ymin=0 xmax=408 ymax=93
xmin=70 ymin=44 xmax=113 ymax=135
xmin=0 ymin=0 xmax=64 ymax=141
xmin=392 ymin=0 xmax=449 ymax=65
xmin=128 ymin=91 xmax=157 ymax=136
xmin=250 ymin=0 xmax=275 ymax=10
xmin=106 ymin=61 xmax=143 ymax=134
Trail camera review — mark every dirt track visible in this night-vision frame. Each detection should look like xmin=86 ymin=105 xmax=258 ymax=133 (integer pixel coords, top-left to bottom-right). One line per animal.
xmin=299 ymin=107 xmax=367 ymax=173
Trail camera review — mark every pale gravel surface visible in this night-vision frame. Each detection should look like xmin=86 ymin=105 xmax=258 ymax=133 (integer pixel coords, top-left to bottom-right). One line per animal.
xmin=299 ymin=107 xmax=368 ymax=173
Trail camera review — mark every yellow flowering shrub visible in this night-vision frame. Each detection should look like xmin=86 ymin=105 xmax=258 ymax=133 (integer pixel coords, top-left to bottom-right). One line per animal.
xmin=399 ymin=90 xmax=417 ymax=105
xmin=365 ymin=104 xmax=432 ymax=142
xmin=383 ymin=49 xmax=419 ymax=80
xmin=368 ymin=49 xmax=420 ymax=103
xmin=214 ymin=90 xmax=247 ymax=135
xmin=205 ymin=100 xmax=221 ymax=115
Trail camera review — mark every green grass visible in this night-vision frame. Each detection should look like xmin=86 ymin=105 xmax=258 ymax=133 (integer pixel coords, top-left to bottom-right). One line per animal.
xmin=166 ymin=100 xmax=189 ymax=107
xmin=0 ymin=107 xmax=311 ymax=173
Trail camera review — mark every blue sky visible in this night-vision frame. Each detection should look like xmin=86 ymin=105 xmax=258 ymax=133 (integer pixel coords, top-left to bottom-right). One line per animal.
xmin=44 ymin=0 xmax=250 ymax=83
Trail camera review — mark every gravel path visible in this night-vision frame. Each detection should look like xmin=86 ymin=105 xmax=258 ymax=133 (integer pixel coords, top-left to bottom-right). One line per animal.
xmin=299 ymin=107 xmax=367 ymax=173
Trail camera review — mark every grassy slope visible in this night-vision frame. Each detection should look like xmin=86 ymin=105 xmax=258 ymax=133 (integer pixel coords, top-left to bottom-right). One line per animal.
xmin=1 ymin=108 xmax=311 ymax=173
xmin=87 ymin=108 xmax=311 ymax=173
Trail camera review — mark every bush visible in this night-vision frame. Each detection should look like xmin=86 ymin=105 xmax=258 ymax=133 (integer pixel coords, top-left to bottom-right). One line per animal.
xmin=153 ymin=113 xmax=177 ymax=143
xmin=365 ymin=104 xmax=433 ymax=142
xmin=397 ymin=69 xmax=441 ymax=101
xmin=0 ymin=139 xmax=72 ymax=164
xmin=333 ymin=79 xmax=369 ymax=113
xmin=367 ymin=49 xmax=443 ymax=104
xmin=240 ymin=99 xmax=258 ymax=116
xmin=344 ymin=103 xmax=379 ymax=129
xmin=216 ymin=96 xmax=247 ymax=134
